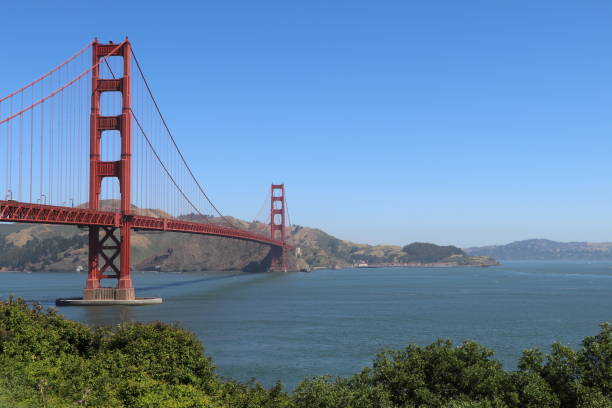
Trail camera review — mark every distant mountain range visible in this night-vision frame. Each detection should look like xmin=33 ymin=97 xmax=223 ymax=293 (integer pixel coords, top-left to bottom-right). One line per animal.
xmin=466 ymin=239 xmax=612 ymax=260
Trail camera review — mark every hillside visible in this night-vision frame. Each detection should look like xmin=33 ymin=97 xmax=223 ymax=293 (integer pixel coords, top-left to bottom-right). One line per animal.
xmin=466 ymin=238 xmax=612 ymax=260
xmin=0 ymin=202 xmax=497 ymax=271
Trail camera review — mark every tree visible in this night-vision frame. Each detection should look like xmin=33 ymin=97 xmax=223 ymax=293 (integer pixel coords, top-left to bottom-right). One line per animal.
xmin=401 ymin=242 xmax=465 ymax=263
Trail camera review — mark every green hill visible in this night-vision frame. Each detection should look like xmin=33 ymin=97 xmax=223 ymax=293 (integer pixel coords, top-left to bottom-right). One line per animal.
xmin=0 ymin=202 xmax=497 ymax=271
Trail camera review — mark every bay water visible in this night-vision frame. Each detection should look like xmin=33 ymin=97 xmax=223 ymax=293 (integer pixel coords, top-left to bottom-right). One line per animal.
xmin=1 ymin=261 xmax=611 ymax=390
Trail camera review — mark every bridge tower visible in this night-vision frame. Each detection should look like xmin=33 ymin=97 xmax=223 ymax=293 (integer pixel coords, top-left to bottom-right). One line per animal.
xmin=84 ymin=39 xmax=134 ymax=301
xmin=270 ymin=184 xmax=287 ymax=272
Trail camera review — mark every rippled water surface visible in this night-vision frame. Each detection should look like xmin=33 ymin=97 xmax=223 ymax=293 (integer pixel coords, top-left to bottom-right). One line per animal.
xmin=2 ymin=261 xmax=612 ymax=389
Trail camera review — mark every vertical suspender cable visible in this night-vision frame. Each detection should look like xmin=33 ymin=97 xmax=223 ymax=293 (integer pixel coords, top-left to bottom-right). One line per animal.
xmin=40 ymin=83 xmax=44 ymax=202
xmin=8 ymin=98 xmax=12 ymax=197
xmin=19 ymin=92 xmax=24 ymax=200
xmin=49 ymin=73 xmax=54 ymax=204
xmin=130 ymin=48 xmax=237 ymax=229
xmin=29 ymin=83 xmax=34 ymax=202
xmin=58 ymin=66 xmax=63 ymax=204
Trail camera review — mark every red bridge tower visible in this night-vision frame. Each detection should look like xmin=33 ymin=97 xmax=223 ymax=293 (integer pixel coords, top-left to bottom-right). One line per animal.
xmin=84 ymin=39 xmax=134 ymax=301
xmin=270 ymin=184 xmax=287 ymax=272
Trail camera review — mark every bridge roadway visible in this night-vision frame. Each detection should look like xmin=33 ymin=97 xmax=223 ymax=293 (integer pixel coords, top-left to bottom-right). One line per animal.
xmin=0 ymin=200 xmax=283 ymax=248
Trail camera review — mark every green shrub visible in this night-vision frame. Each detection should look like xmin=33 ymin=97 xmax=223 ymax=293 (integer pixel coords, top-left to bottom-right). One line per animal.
xmin=0 ymin=298 xmax=611 ymax=408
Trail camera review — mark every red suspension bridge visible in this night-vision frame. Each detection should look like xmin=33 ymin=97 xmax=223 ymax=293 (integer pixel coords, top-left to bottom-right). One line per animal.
xmin=0 ymin=39 xmax=289 ymax=302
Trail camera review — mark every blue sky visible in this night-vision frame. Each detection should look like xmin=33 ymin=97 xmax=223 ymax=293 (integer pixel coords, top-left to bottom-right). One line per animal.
xmin=2 ymin=1 xmax=612 ymax=247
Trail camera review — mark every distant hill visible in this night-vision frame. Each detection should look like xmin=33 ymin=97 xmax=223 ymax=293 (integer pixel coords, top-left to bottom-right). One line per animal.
xmin=0 ymin=201 xmax=497 ymax=271
xmin=466 ymin=239 xmax=612 ymax=260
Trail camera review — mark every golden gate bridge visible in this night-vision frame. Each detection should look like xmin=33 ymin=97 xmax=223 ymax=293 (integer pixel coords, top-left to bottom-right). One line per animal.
xmin=0 ymin=39 xmax=289 ymax=303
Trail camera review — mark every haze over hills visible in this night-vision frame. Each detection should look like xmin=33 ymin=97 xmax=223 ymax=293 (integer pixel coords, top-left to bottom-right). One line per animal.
xmin=0 ymin=201 xmax=496 ymax=271
xmin=466 ymin=239 xmax=612 ymax=260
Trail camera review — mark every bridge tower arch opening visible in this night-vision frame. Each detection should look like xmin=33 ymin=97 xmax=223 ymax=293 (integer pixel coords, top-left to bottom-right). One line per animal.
xmin=84 ymin=39 xmax=134 ymax=301
xmin=0 ymin=39 xmax=293 ymax=303
xmin=270 ymin=183 xmax=287 ymax=272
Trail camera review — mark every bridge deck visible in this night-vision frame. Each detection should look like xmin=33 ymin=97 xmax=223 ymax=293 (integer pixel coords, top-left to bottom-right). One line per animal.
xmin=0 ymin=200 xmax=282 ymax=247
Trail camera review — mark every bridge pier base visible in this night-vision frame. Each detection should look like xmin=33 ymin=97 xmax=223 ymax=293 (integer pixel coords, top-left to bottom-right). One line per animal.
xmin=115 ymin=288 xmax=135 ymax=301
xmin=57 ymin=39 xmax=161 ymax=306
xmin=82 ymin=287 xmax=136 ymax=301
xmin=83 ymin=225 xmax=137 ymax=301
xmin=56 ymin=296 xmax=162 ymax=306
xmin=84 ymin=288 xmax=114 ymax=300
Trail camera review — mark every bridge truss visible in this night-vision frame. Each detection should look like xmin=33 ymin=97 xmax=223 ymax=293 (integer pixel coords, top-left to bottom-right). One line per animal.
xmin=0 ymin=39 xmax=289 ymax=301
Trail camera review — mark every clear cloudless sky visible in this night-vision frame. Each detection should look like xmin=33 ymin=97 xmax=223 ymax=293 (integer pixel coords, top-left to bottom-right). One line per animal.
xmin=2 ymin=0 xmax=612 ymax=247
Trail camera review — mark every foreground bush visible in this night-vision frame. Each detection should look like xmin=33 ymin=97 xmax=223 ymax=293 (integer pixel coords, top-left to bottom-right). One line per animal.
xmin=0 ymin=298 xmax=610 ymax=407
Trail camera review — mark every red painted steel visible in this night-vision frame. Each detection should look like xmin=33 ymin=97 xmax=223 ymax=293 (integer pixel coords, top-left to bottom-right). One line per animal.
xmin=0 ymin=41 xmax=93 ymax=104
xmin=130 ymin=214 xmax=284 ymax=246
xmin=0 ymin=41 xmax=126 ymax=127
xmin=270 ymin=184 xmax=287 ymax=271
xmin=0 ymin=200 xmax=284 ymax=247
xmin=0 ymin=201 xmax=117 ymax=226
xmin=87 ymin=39 xmax=134 ymax=299
xmin=0 ymin=39 xmax=291 ymax=299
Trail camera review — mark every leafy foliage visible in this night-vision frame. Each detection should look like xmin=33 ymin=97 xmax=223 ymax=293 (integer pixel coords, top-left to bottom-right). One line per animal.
xmin=0 ymin=298 xmax=611 ymax=407
xmin=0 ymin=234 xmax=86 ymax=270
xmin=401 ymin=242 xmax=465 ymax=263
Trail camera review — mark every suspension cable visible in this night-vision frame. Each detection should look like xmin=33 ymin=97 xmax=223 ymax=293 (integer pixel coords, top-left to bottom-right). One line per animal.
xmin=131 ymin=110 xmax=209 ymax=220
xmin=0 ymin=41 xmax=94 ymax=103
xmin=101 ymin=57 xmax=212 ymax=222
xmin=129 ymin=47 xmax=239 ymax=229
xmin=284 ymin=188 xmax=292 ymax=228
xmin=0 ymin=41 xmax=125 ymax=126
xmin=100 ymin=57 xmax=204 ymax=222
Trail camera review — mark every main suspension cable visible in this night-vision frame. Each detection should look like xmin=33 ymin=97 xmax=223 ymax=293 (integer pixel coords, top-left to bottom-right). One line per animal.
xmin=131 ymin=110 xmax=209 ymax=220
xmin=129 ymin=47 xmax=239 ymax=229
xmin=0 ymin=41 xmax=93 ymax=103
xmin=0 ymin=41 xmax=125 ymax=126
xmin=102 ymin=57 xmax=211 ymax=222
